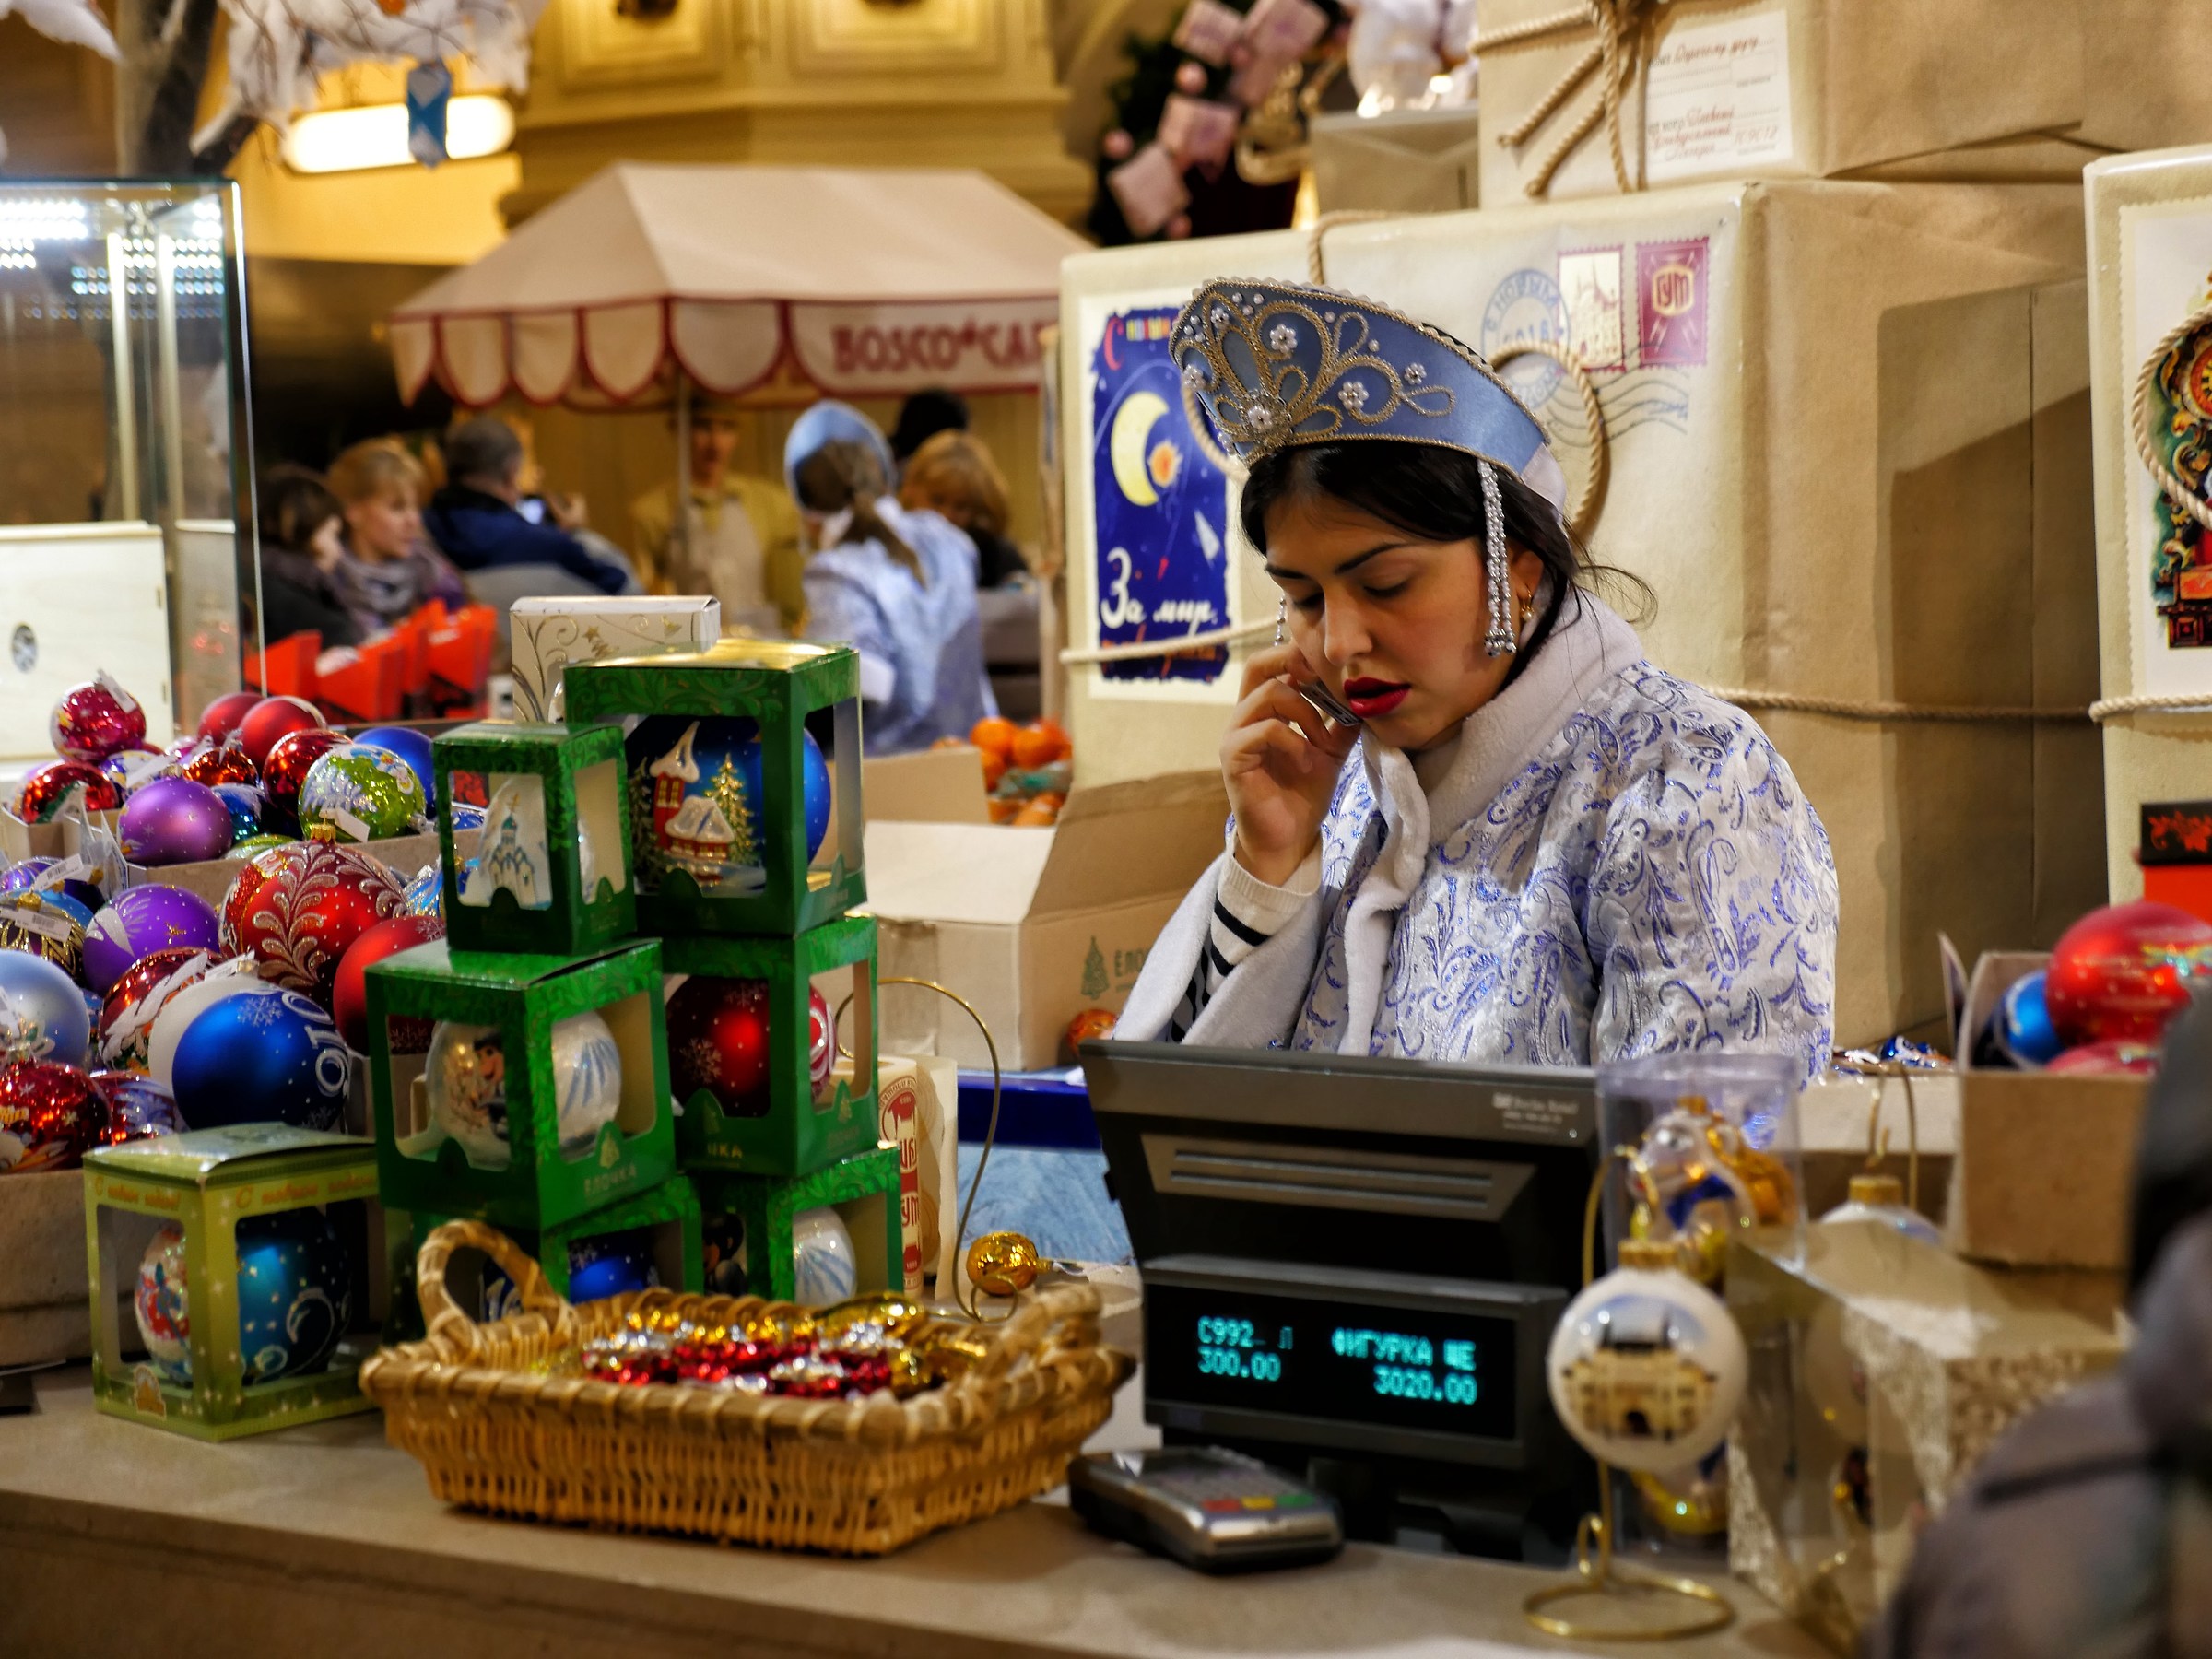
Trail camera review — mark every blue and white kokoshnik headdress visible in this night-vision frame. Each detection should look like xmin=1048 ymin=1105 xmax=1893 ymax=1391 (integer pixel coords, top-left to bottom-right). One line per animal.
xmin=1172 ymin=276 xmax=1569 ymax=656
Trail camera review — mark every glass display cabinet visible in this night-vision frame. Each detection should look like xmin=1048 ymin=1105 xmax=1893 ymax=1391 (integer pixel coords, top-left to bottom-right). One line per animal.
xmin=0 ymin=179 xmax=254 ymax=758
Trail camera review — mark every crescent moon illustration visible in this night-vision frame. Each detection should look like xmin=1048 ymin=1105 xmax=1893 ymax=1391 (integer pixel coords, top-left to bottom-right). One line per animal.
xmin=1109 ymin=389 xmax=1171 ymax=508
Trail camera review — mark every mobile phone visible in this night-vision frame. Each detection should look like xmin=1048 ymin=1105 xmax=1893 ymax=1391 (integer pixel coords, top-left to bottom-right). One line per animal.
xmin=1295 ymin=678 xmax=1361 ymax=730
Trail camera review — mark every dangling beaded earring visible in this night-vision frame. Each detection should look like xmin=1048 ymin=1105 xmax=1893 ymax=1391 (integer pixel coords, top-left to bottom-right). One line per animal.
xmin=1275 ymin=595 xmax=1288 ymax=646
xmin=1480 ymin=459 xmax=1516 ymax=656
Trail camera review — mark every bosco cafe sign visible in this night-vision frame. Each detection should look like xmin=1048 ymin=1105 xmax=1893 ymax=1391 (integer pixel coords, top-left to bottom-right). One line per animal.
xmin=789 ymin=300 xmax=1057 ymax=395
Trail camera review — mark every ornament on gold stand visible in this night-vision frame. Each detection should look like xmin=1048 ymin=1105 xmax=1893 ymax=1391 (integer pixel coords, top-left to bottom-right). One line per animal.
xmin=1818 ymin=1066 xmax=1939 ymax=1244
xmin=1524 ymin=1147 xmax=1739 ymax=1642
xmin=1623 ymin=1091 xmax=1796 ymax=1287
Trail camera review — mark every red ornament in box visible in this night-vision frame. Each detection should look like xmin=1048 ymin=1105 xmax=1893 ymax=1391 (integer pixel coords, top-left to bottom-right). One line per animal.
xmin=236 ymin=696 xmax=324 ymax=769
xmin=49 ymin=672 xmax=147 ymax=764
xmin=331 ymin=913 xmax=443 ymax=1053
xmin=808 ymin=985 xmax=834 ymax=1092
xmin=261 ymin=727 xmax=348 ymax=829
xmin=2046 ymin=1040 xmax=2161 ymax=1077
xmin=221 ymin=841 xmax=406 ymax=1005
xmin=14 ymin=759 xmax=121 ymax=823
xmin=0 ymin=1060 xmax=107 ymax=1173
xmin=97 ymin=947 xmax=219 ymax=1072
xmin=181 ymin=741 xmax=260 ymax=789
xmin=667 ymin=976 xmax=771 ymax=1116
xmin=2044 ymin=900 xmax=2212 ymax=1046
xmin=196 ymin=690 xmax=263 ymax=745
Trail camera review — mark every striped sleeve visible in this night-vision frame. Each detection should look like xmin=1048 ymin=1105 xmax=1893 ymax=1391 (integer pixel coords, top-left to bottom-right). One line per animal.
xmin=1165 ymin=844 xmax=1323 ymax=1041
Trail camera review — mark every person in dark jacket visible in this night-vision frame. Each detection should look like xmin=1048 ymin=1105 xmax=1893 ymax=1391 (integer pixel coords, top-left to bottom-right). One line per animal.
xmin=1868 ymin=995 xmax=2212 ymax=1659
xmin=256 ymin=465 xmax=366 ymax=648
xmin=422 ymin=417 xmax=637 ymax=596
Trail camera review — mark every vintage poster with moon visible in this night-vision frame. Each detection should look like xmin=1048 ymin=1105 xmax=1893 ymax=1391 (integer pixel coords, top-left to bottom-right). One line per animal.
xmin=1080 ymin=298 xmax=1238 ymax=696
xmin=2124 ymin=195 xmax=2212 ymax=700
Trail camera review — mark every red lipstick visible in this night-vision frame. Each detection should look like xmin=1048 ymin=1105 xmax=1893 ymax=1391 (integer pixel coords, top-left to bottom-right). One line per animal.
xmin=1342 ymin=677 xmax=1410 ymax=719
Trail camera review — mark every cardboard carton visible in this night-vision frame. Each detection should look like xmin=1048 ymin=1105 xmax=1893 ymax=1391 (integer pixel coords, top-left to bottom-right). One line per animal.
xmin=1311 ymin=106 xmax=1482 ymax=216
xmin=0 ymin=1171 xmax=100 ymax=1368
xmin=864 ymin=770 xmax=1229 ymax=1071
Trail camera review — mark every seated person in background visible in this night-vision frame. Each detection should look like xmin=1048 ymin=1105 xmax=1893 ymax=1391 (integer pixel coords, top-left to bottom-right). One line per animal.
xmin=789 ymin=401 xmax=995 ymax=755
xmin=888 ymin=386 xmax=969 ymax=473
xmin=327 ymin=438 xmax=468 ymax=628
xmin=898 ymin=429 xmax=1030 ymax=589
xmin=629 ymin=394 xmax=805 ymax=633
xmin=256 ymin=465 xmax=366 ymax=648
xmin=423 ymin=416 xmax=637 ymax=597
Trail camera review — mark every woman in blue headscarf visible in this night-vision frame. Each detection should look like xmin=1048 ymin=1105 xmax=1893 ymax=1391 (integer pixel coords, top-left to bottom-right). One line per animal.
xmin=785 ymin=401 xmax=996 ymax=754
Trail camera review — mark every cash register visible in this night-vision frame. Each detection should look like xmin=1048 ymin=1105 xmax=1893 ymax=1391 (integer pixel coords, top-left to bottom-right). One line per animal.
xmin=1080 ymin=1041 xmax=1599 ymax=1561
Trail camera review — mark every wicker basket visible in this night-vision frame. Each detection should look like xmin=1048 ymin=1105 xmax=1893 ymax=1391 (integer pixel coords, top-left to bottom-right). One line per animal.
xmin=360 ymin=1219 xmax=1134 ymax=1555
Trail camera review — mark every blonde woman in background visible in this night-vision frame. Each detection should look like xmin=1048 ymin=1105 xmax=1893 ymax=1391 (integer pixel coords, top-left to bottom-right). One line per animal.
xmin=898 ymin=429 xmax=1030 ymax=589
xmin=327 ymin=439 xmax=468 ymax=629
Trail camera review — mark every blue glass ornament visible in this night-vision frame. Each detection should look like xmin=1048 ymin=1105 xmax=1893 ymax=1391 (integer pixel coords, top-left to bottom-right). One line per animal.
xmin=352 ymin=726 xmax=435 ymax=805
xmin=0 ymin=948 xmax=91 ymax=1067
xmin=565 ymin=1228 xmax=658 ymax=1303
xmin=169 ymin=985 xmax=351 ymax=1131
xmin=235 ymin=1207 xmax=353 ymax=1383
xmin=401 ymin=863 xmax=442 ymax=919
xmin=1999 ymin=970 xmax=2063 ymax=1068
xmin=213 ymin=781 xmax=267 ymax=844
xmin=449 ymin=802 xmax=486 ymax=833
xmin=628 ymin=715 xmax=831 ymax=895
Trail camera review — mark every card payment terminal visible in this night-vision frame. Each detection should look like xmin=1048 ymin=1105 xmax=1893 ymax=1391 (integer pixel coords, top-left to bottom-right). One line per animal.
xmin=1068 ymin=1447 xmax=1345 ymax=1573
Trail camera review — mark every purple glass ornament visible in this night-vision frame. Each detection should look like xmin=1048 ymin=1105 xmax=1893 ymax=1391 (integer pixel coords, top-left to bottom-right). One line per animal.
xmin=82 ymin=885 xmax=224 ymax=995
xmin=88 ymin=1070 xmax=188 ymax=1143
xmin=118 ymin=779 xmax=233 ymax=867
xmin=0 ymin=860 xmax=54 ymax=898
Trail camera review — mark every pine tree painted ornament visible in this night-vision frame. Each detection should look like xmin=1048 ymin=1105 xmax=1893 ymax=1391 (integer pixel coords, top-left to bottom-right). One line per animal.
xmin=298 ymin=744 xmax=429 ymax=844
xmin=119 ymin=778 xmax=233 ymax=865
xmin=50 ymin=671 xmax=147 ymax=763
xmin=220 ymin=841 xmax=406 ymax=1004
xmin=97 ymin=947 xmax=218 ymax=1071
xmin=181 ymin=741 xmax=259 ymax=789
xmin=666 ymin=975 xmax=771 ymax=1115
xmin=626 ymin=717 xmax=832 ymax=895
xmin=0 ymin=892 xmax=88 ymax=983
xmin=792 ymin=1206 xmax=857 ymax=1303
xmin=135 ymin=1221 xmax=192 ymax=1383
xmin=1545 ymin=1240 xmax=1747 ymax=1475
xmin=213 ymin=782 xmax=269 ymax=844
xmin=169 ymin=982 xmax=351 ymax=1132
xmin=89 ymin=1069 xmax=186 ymax=1144
xmin=235 ymin=1207 xmax=353 ymax=1383
xmin=331 ymin=914 xmax=443 ymax=1053
xmin=15 ymin=759 xmax=121 ymax=822
xmin=0 ymin=1059 xmax=106 ymax=1172
xmin=2045 ymin=900 xmax=2212 ymax=1046
xmin=81 ymin=884 xmax=222 ymax=994
xmin=260 ymin=727 xmax=348 ymax=831
xmin=0 ymin=948 xmax=92 ymax=1067
xmin=236 ymin=696 xmax=324 ymax=769
xmin=196 ymin=690 xmax=263 ymax=745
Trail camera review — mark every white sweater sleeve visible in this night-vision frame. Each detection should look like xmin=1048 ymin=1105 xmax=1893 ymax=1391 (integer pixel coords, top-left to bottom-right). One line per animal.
xmin=1165 ymin=843 xmax=1322 ymax=1041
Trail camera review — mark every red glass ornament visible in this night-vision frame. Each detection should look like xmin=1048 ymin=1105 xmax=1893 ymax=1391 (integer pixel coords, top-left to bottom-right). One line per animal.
xmin=261 ymin=727 xmax=349 ymax=828
xmin=49 ymin=673 xmax=147 ymax=764
xmin=808 ymin=986 xmax=834 ymax=1092
xmin=667 ymin=976 xmax=771 ymax=1117
xmin=196 ymin=690 xmax=263 ymax=745
xmin=2044 ymin=900 xmax=2212 ymax=1046
xmin=15 ymin=759 xmax=121 ymax=822
xmin=332 ymin=914 xmax=444 ymax=1053
xmin=2045 ymin=1040 xmax=2161 ymax=1077
xmin=98 ymin=946 xmax=219 ymax=1071
xmin=182 ymin=741 xmax=260 ymax=789
xmin=221 ymin=841 xmax=406 ymax=1005
xmin=0 ymin=1060 xmax=106 ymax=1173
xmin=236 ymin=696 xmax=324 ymax=769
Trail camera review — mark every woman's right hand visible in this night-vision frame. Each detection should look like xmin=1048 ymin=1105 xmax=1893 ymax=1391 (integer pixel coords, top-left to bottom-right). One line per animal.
xmin=1222 ymin=642 xmax=1359 ymax=888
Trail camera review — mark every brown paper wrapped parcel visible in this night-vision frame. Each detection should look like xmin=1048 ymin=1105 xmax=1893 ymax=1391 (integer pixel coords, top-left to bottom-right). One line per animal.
xmin=1058 ymin=182 xmax=2100 ymax=1046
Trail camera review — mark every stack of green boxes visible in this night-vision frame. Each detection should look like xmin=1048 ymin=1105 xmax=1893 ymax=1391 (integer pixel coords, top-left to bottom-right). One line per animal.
xmin=562 ymin=641 xmax=904 ymax=1304
xmin=363 ymin=720 xmax=702 ymax=1319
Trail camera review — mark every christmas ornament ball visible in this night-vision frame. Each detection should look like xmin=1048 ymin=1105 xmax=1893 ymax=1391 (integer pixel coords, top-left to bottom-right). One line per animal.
xmin=0 ymin=860 xmax=51 ymax=899
xmin=702 ymin=1210 xmax=747 ymax=1296
xmin=135 ymin=1222 xmax=192 ymax=1384
xmin=1818 ymin=1173 xmax=1945 ymax=1245
xmin=2045 ymin=900 xmax=2212 ymax=1046
xmin=81 ymin=884 xmax=222 ymax=994
xmin=181 ymin=742 xmax=259 ymax=789
xmin=146 ymin=961 xmax=265 ymax=1092
xmin=400 ymin=863 xmax=442 ymax=918
xmin=966 ymin=1230 xmax=1041 ymax=1297
xmin=213 ymin=782 xmax=268 ymax=843
xmin=0 ymin=947 xmax=91 ymax=1067
xmin=351 ymin=726 xmax=435 ymax=805
xmin=169 ymin=983 xmax=350 ymax=1132
xmin=236 ymin=1207 xmax=354 ymax=1383
xmin=17 ymin=759 xmax=122 ymax=822
xmin=2046 ymin=1039 xmax=2162 ymax=1077
xmin=1998 ymin=969 xmax=2063 ymax=1066
xmin=666 ymin=975 xmax=771 ymax=1115
xmin=50 ymin=672 xmax=147 ymax=762
xmin=298 ymin=745 xmax=428 ymax=843
xmin=197 ymin=689 xmax=264 ymax=744
xmin=565 ymin=1229 xmax=659 ymax=1303
xmin=0 ymin=1059 xmax=106 ymax=1172
xmin=219 ymin=840 xmax=406 ymax=1002
xmin=89 ymin=1070 xmax=186 ymax=1145
xmin=228 ymin=834 xmax=292 ymax=861
xmin=119 ymin=778 xmax=234 ymax=866
xmin=809 ymin=985 xmax=835 ymax=1093
xmin=550 ymin=1009 xmax=624 ymax=1157
xmin=791 ymin=1206 xmax=857 ymax=1304
xmin=236 ymin=696 xmax=324 ymax=769
xmin=100 ymin=747 xmax=168 ymax=793
xmin=0 ymin=893 xmax=88 ymax=982
xmin=1545 ymin=1248 xmax=1747 ymax=1475
xmin=260 ymin=727 xmax=349 ymax=830
xmin=628 ymin=716 xmax=833 ymax=890
xmin=424 ymin=1020 xmax=511 ymax=1169
xmin=97 ymin=947 xmax=217 ymax=1072
xmin=331 ymin=914 xmax=443 ymax=1053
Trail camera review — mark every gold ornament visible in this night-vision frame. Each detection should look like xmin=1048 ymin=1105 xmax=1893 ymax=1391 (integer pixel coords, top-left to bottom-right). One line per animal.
xmin=965 ymin=1230 xmax=1040 ymax=1297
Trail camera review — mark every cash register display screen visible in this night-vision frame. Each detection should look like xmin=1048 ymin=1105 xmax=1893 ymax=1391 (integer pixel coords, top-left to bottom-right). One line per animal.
xmin=1147 ymin=1282 xmax=1518 ymax=1442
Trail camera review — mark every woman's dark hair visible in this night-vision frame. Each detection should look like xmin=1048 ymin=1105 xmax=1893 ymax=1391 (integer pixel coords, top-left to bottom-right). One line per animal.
xmin=1238 ymin=441 xmax=1649 ymax=681
xmin=794 ymin=439 xmax=926 ymax=586
xmin=258 ymin=465 xmax=343 ymax=554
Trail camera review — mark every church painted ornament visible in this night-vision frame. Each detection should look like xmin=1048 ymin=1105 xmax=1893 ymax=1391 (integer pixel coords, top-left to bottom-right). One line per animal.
xmin=50 ymin=672 xmax=147 ymax=763
xmin=181 ymin=741 xmax=259 ymax=789
xmin=168 ymin=983 xmax=351 ymax=1132
xmin=0 ymin=1059 xmax=107 ymax=1172
xmin=219 ymin=841 xmax=406 ymax=1004
xmin=98 ymin=947 xmax=217 ymax=1071
xmin=792 ymin=1206 xmax=857 ymax=1304
xmin=424 ymin=1009 xmax=623 ymax=1170
xmin=236 ymin=696 xmax=324 ymax=769
xmin=298 ymin=745 xmax=429 ymax=844
xmin=234 ymin=1207 xmax=353 ymax=1383
xmin=666 ymin=975 xmax=771 ymax=1115
xmin=0 ymin=948 xmax=92 ymax=1068
xmin=625 ymin=718 xmax=832 ymax=896
xmin=15 ymin=759 xmax=121 ymax=822
xmin=1546 ymin=1241 xmax=1747 ymax=1475
xmin=462 ymin=776 xmax=554 ymax=911
xmin=260 ymin=727 xmax=348 ymax=831
xmin=81 ymin=884 xmax=222 ymax=994
xmin=135 ymin=1222 xmax=193 ymax=1383
xmin=89 ymin=1070 xmax=187 ymax=1144
xmin=2044 ymin=900 xmax=2212 ymax=1047
xmin=331 ymin=914 xmax=443 ymax=1053
xmin=119 ymin=778 xmax=233 ymax=865
xmin=0 ymin=892 xmax=88 ymax=982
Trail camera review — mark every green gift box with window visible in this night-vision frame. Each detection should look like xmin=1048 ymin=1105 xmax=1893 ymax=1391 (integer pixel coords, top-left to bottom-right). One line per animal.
xmin=693 ymin=1146 xmax=903 ymax=1305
